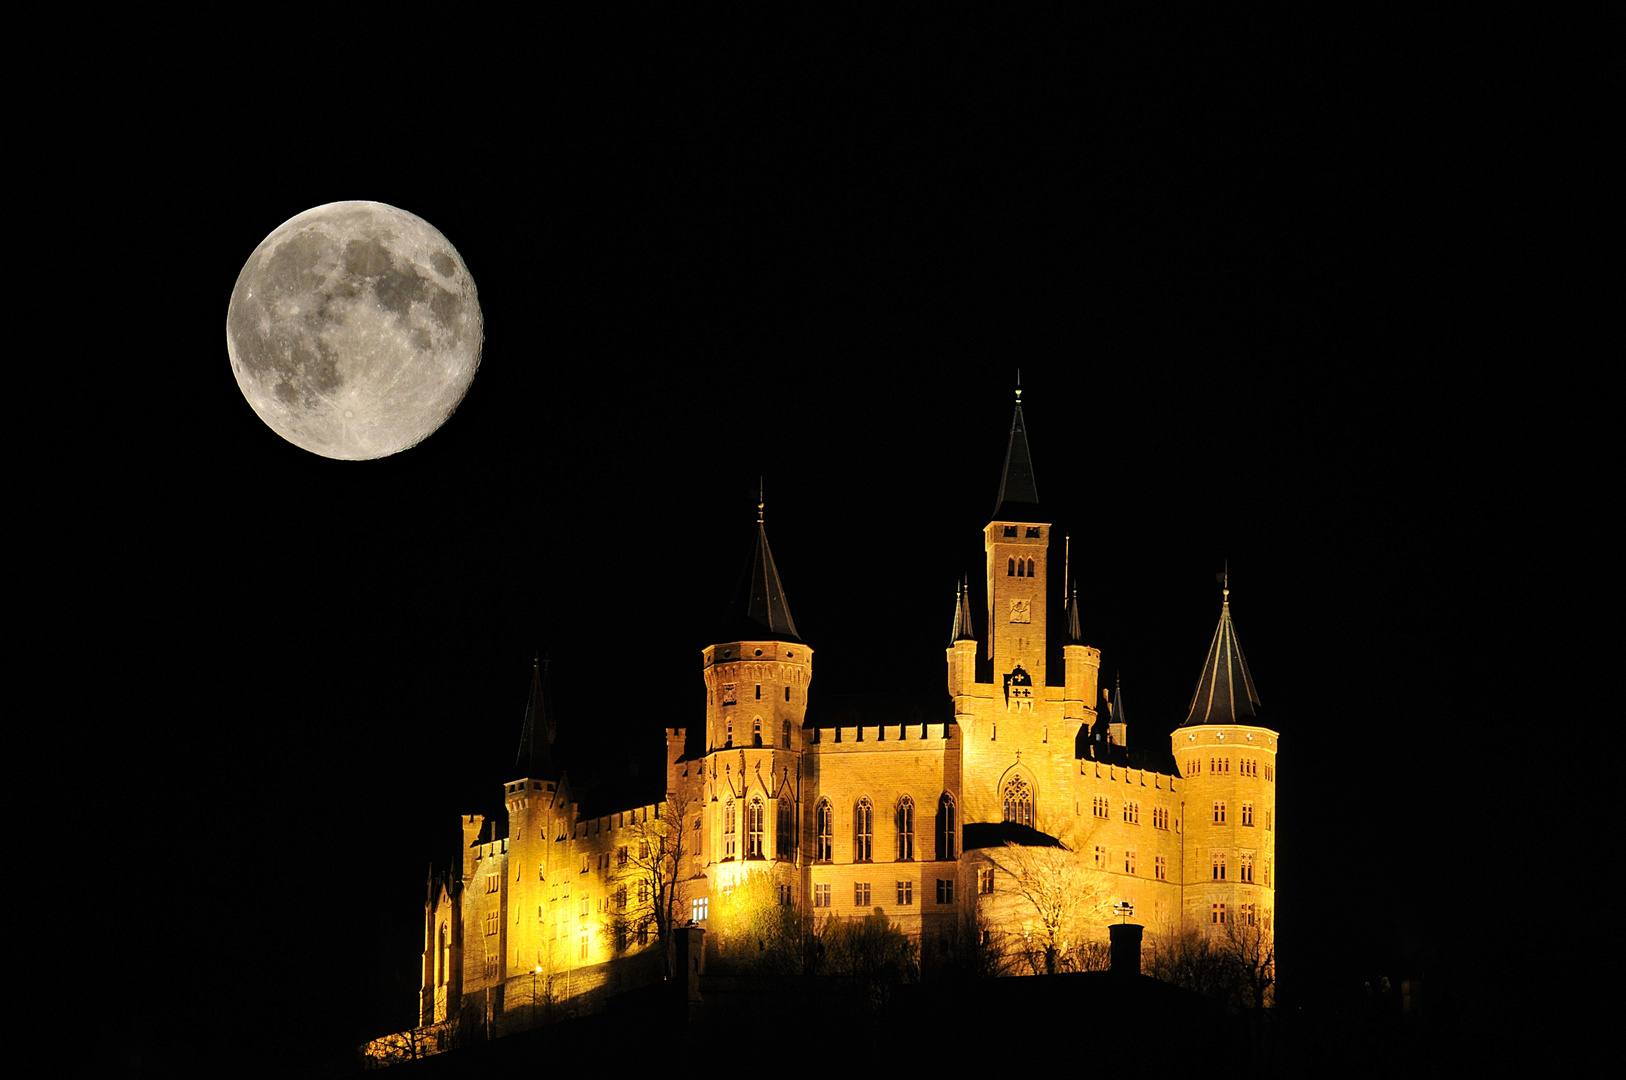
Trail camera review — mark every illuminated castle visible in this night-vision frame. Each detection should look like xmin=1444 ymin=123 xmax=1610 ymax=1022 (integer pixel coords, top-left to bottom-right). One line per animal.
xmin=415 ymin=388 xmax=1278 ymax=1030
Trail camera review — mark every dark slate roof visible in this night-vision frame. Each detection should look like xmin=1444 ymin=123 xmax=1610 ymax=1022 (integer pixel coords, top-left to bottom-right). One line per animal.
xmin=1076 ymin=730 xmax=1181 ymax=776
xmin=513 ymin=658 xmax=560 ymax=781
xmin=992 ymin=390 xmax=1042 ymax=522
xmin=1066 ymin=584 xmax=1083 ymax=643
xmin=951 ymin=577 xmax=977 ymax=644
xmin=962 ymin=821 xmax=1067 ymax=851
xmin=720 ymin=519 xmax=802 ymax=644
xmin=1180 ymin=593 xmax=1262 ymax=726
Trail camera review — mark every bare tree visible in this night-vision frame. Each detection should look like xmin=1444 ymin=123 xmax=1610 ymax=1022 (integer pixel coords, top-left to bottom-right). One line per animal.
xmin=981 ymin=829 xmax=1108 ymax=975
xmin=623 ymin=796 xmax=693 ymax=976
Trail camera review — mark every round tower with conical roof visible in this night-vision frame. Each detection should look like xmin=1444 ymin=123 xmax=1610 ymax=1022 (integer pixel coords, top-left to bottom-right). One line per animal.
xmin=1172 ymin=579 xmax=1278 ymax=940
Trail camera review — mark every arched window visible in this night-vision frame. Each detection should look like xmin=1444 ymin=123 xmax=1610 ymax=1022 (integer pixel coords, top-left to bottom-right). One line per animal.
xmin=782 ymin=720 xmax=791 ymax=749
xmin=937 ymin=793 xmax=957 ymax=860
xmin=752 ymin=716 xmax=762 ymax=747
xmin=724 ymin=799 xmax=737 ymax=859
xmin=855 ymin=798 xmax=874 ymax=862
xmin=1016 ymin=558 xmax=1026 ymax=577
xmin=437 ymin=922 xmax=449 ymax=986
xmin=896 ymin=796 xmax=915 ymax=860
xmin=1026 ymin=557 xmax=1035 ymax=577
xmin=747 ymin=799 xmax=764 ymax=858
xmin=1007 ymin=557 xmax=1016 ymax=576
xmin=1002 ymin=777 xmax=1033 ymax=828
xmin=777 ymin=797 xmax=795 ymax=859
xmin=816 ymin=800 xmax=833 ymax=862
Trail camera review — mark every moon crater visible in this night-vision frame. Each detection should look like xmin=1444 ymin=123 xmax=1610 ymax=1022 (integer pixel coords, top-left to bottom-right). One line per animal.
xmin=227 ymin=202 xmax=482 ymax=460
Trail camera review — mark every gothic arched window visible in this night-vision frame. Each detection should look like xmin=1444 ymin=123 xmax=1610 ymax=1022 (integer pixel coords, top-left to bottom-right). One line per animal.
xmin=1016 ymin=559 xmax=1026 ymax=578
xmin=937 ymin=793 xmax=957 ymax=860
xmin=1026 ymin=557 xmax=1035 ymax=578
xmin=1002 ymin=778 xmax=1033 ymax=828
xmin=896 ymin=796 xmax=915 ymax=860
xmin=753 ymin=716 xmax=763 ymax=747
xmin=747 ymin=799 xmax=764 ymax=859
xmin=782 ymin=720 xmax=791 ymax=749
xmin=777 ymin=797 xmax=795 ymax=859
xmin=855 ymin=798 xmax=874 ymax=862
xmin=724 ymin=799 xmax=737 ymax=859
xmin=816 ymin=800 xmax=833 ymax=862
xmin=1007 ymin=557 xmax=1016 ymax=576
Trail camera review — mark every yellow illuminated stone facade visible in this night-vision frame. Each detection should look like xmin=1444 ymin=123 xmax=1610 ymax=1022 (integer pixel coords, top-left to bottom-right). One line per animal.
xmin=416 ymin=395 xmax=1278 ymax=1030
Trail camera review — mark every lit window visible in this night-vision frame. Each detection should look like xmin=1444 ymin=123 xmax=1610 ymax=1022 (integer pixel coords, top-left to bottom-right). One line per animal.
xmin=747 ymin=799 xmax=764 ymax=859
xmin=936 ymin=794 xmax=956 ymax=860
xmin=816 ymin=801 xmax=833 ymax=862
xmin=1002 ymin=778 xmax=1033 ymax=828
xmin=691 ymin=896 xmax=708 ymax=921
xmin=896 ymin=796 xmax=915 ymax=860
xmin=855 ymin=799 xmax=874 ymax=862
xmin=855 ymin=881 xmax=871 ymax=906
xmin=978 ymin=867 xmax=994 ymax=894
xmin=724 ymin=799 xmax=737 ymax=859
xmin=937 ymin=878 xmax=954 ymax=904
xmin=897 ymin=880 xmax=913 ymax=905
xmin=777 ymin=797 xmax=795 ymax=859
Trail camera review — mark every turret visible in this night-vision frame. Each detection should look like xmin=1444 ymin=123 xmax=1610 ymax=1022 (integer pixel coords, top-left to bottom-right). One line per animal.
xmin=946 ymin=577 xmax=979 ymax=698
xmin=1061 ymin=580 xmax=1100 ymax=731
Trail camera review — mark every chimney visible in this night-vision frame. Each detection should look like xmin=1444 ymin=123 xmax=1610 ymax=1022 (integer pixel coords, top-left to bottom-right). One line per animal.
xmin=1108 ymin=922 xmax=1143 ymax=977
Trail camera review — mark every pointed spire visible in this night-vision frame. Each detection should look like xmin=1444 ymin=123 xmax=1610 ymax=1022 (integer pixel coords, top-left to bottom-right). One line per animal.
xmin=1066 ymin=579 xmax=1083 ymax=643
xmin=1181 ymin=576 xmax=1262 ymax=726
xmin=992 ymin=378 xmax=1041 ymax=520
xmin=951 ymin=576 xmax=977 ymax=644
xmin=1113 ymin=671 xmax=1128 ymax=727
xmin=724 ymin=489 xmax=802 ymax=642
xmin=514 ymin=655 xmax=559 ymax=779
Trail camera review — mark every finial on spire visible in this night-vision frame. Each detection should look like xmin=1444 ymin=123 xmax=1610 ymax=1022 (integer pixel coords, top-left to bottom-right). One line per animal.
xmin=1015 ymin=369 xmax=1022 ymax=405
xmin=757 ymin=476 xmax=765 ymax=524
xmin=1216 ymin=559 xmax=1230 ymax=605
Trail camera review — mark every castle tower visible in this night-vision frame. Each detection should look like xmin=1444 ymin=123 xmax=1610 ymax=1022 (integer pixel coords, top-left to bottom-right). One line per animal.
xmin=698 ymin=496 xmax=812 ymax=903
xmin=985 ymin=384 xmax=1050 ymax=693
xmin=502 ymin=659 xmax=562 ymax=983
xmin=1171 ymin=577 xmax=1279 ymax=937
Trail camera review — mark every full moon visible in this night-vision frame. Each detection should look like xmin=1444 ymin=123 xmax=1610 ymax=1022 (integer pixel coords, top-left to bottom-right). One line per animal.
xmin=226 ymin=202 xmax=482 ymax=460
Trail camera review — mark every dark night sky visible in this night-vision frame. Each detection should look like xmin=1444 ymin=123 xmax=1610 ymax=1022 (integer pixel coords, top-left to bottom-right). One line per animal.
xmin=23 ymin=11 xmax=1610 ymax=1072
